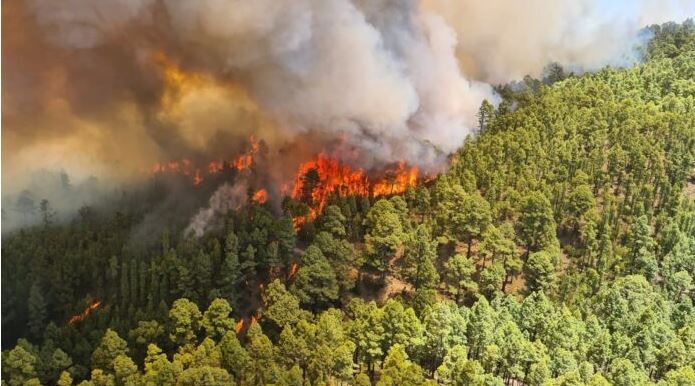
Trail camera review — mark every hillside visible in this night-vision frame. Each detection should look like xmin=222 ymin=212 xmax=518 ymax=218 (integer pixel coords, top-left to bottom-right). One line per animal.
xmin=2 ymin=21 xmax=695 ymax=386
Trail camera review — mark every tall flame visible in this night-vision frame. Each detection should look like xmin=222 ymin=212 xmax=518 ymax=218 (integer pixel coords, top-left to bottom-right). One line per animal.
xmin=291 ymin=153 xmax=369 ymax=219
xmin=290 ymin=154 xmax=418 ymax=224
xmin=372 ymin=161 xmax=418 ymax=197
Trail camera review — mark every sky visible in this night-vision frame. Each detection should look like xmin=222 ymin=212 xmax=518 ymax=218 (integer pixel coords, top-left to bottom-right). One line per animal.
xmin=609 ymin=0 xmax=695 ymax=23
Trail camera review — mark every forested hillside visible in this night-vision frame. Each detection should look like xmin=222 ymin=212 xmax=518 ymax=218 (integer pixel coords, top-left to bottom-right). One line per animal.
xmin=2 ymin=21 xmax=695 ymax=386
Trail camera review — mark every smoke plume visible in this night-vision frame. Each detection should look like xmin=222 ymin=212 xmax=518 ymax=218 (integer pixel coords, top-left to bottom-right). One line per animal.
xmin=185 ymin=181 xmax=249 ymax=238
xmin=3 ymin=0 xmax=694 ymax=220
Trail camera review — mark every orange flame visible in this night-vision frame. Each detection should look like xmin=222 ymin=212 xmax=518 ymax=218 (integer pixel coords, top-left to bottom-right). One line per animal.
xmin=150 ymin=136 xmax=259 ymax=186
xmin=292 ymin=216 xmax=307 ymax=229
xmin=234 ymin=313 xmax=262 ymax=334
xmin=233 ymin=136 xmax=260 ymax=171
xmin=288 ymin=263 xmax=299 ymax=280
xmin=290 ymin=154 xmax=418 ymax=224
xmin=68 ymin=300 xmax=102 ymax=324
xmin=291 ymin=153 xmax=369 ymax=219
xmin=372 ymin=161 xmax=418 ymax=197
xmin=252 ymin=189 xmax=268 ymax=204
xmin=235 ymin=319 xmax=245 ymax=334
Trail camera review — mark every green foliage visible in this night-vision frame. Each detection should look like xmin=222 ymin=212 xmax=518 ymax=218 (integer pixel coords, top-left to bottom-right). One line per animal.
xmin=201 ymin=298 xmax=235 ymax=341
xmin=376 ymin=345 xmax=430 ymax=386
xmin=91 ymin=329 xmax=128 ymax=373
xmin=402 ymin=225 xmax=440 ymax=290
xmin=168 ymin=299 xmax=202 ymax=347
xmin=518 ymin=192 xmax=558 ymax=256
xmin=525 ymin=251 xmax=558 ymax=294
xmin=264 ymin=280 xmax=307 ymax=331
xmin=445 ymin=253 xmax=478 ymax=302
xmin=2 ymin=344 xmax=40 ymax=386
xmin=365 ymin=199 xmax=407 ymax=274
xmin=28 ymin=283 xmax=47 ymax=339
xmin=291 ymin=245 xmax=339 ymax=308
xmin=320 ymin=205 xmax=347 ymax=238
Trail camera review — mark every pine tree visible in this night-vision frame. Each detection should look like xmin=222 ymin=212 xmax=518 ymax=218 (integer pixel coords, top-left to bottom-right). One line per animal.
xmin=28 ymin=282 xmax=47 ymax=339
xmin=2 ymin=345 xmax=40 ymax=386
xmin=402 ymin=225 xmax=440 ymax=290
xmin=519 ymin=192 xmax=558 ymax=258
xmin=321 ymin=205 xmax=347 ymax=238
xmin=91 ymin=329 xmax=129 ymax=373
xmin=477 ymin=99 xmax=496 ymax=132
xmin=168 ymin=299 xmax=202 ymax=347
xmin=219 ymin=232 xmax=241 ymax=305
xmin=525 ymin=251 xmax=557 ymax=294
xmin=201 ymin=298 xmax=235 ymax=341
xmin=240 ymin=244 xmax=257 ymax=282
xmin=627 ymin=215 xmax=657 ymax=280
xmin=291 ymin=246 xmax=339 ymax=309
xmin=364 ymin=199 xmax=406 ymax=275
xmin=120 ymin=260 xmax=130 ymax=307
xmin=445 ymin=253 xmax=478 ymax=302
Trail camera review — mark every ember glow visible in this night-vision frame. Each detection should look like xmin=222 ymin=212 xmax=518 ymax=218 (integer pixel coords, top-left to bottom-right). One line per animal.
xmin=68 ymin=300 xmax=102 ymax=325
xmin=252 ymin=189 xmax=268 ymax=204
xmin=233 ymin=137 xmax=259 ymax=171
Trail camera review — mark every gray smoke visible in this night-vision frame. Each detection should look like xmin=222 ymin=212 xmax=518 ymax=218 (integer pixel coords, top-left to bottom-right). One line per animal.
xmin=184 ymin=181 xmax=249 ymax=238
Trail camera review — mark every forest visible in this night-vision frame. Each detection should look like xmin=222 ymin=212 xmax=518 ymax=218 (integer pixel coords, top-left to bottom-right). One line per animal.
xmin=2 ymin=21 xmax=695 ymax=386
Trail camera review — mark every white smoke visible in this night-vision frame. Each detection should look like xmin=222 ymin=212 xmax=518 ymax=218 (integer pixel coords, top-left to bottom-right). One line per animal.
xmin=423 ymin=0 xmax=695 ymax=83
xmin=184 ymin=181 xmax=248 ymax=238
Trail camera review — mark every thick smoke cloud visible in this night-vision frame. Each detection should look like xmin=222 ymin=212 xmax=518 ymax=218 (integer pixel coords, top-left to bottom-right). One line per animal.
xmin=423 ymin=0 xmax=695 ymax=83
xmin=3 ymin=0 xmax=694 ymax=197
xmin=160 ymin=0 xmax=494 ymax=167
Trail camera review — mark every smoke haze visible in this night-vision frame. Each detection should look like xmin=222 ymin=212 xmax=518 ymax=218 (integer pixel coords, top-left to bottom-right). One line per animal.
xmin=185 ymin=181 xmax=249 ymax=238
xmin=3 ymin=0 xmax=694 ymax=230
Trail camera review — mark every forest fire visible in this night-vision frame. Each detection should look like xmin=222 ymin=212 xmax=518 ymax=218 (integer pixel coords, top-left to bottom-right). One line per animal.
xmin=372 ymin=161 xmax=419 ymax=197
xmin=151 ymin=136 xmax=259 ymax=186
xmin=290 ymin=154 xmax=419 ymax=222
xmin=151 ymin=140 xmax=420 ymax=224
xmin=68 ymin=300 xmax=102 ymax=325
